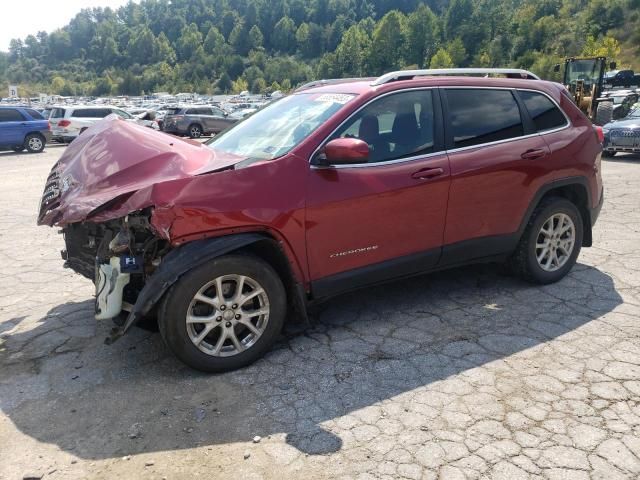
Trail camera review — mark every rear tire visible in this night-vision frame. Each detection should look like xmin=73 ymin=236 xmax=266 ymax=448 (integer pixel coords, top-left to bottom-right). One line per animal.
xmin=602 ymin=151 xmax=616 ymax=158
xmin=158 ymin=254 xmax=286 ymax=372
xmin=509 ymin=197 xmax=583 ymax=284
xmin=188 ymin=124 xmax=202 ymax=138
xmin=595 ymin=101 xmax=613 ymax=126
xmin=24 ymin=133 xmax=45 ymax=153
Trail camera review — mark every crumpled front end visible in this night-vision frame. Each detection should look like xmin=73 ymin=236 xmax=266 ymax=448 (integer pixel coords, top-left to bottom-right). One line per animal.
xmin=37 ymin=114 xmax=243 ymax=228
xmin=36 ymin=115 xmax=247 ymax=329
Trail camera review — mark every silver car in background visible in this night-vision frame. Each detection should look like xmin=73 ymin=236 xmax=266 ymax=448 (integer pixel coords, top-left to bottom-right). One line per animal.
xmin=602 ymin=108 xmax=640 ymax=157
xmin=162 ymin=105 xmax=237 ymax=138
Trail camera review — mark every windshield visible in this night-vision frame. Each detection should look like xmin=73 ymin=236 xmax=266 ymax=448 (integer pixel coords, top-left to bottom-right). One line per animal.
xmin=205 ymin=92 xmax=355 ymax=160
xmin=565 ymin=59 xmax=601 ymax=86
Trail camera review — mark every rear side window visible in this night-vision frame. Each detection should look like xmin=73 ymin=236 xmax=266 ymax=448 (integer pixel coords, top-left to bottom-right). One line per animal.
xmin=71 ymin=109 xmax=93 ymax=118
xmin=51 ymin=108 xmax=66 ymax=118
xmin=0 ymin=109 xmax=25 ymax=122
xmin=73 ymin=108 xmax=111 ymax=118
xmin=446 ymin=89 xmax=524 ymax=148
xmin=519 ymin=91 xmax=567 ymax=132
xmin=24 ymin=109 xmax=44 ymax=120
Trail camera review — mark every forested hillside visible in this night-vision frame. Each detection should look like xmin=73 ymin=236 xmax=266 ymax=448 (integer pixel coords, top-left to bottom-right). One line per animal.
xmin=1 ymin=0 xmax=638 ymax=96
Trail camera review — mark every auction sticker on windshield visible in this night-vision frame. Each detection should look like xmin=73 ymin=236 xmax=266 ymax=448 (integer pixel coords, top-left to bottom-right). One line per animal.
xmin=314 ymin=94 xmax=355 ymax=104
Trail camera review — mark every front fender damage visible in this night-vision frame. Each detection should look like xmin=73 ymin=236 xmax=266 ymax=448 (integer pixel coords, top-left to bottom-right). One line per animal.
xmin=106 ymin=233 xmax=266 ymax=344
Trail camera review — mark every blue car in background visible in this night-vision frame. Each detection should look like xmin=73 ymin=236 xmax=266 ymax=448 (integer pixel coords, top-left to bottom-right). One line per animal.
xmin=0 ymin=106 xmax=51 ymax=153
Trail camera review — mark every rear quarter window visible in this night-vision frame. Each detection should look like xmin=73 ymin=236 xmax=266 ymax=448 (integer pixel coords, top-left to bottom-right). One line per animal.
xmin=519 ymin=90 xmax=568 ymax=132
xmin=446 ymin=89 xmax=524 ymax=148
xmin=51 ymin=108 xmax=66 ymax=118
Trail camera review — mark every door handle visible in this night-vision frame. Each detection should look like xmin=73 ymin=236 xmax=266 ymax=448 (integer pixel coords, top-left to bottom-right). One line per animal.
xmin=411 ymin=167 xmax=444 ymax=180
xmin=521 ymin=149 xmax=547 ymax=160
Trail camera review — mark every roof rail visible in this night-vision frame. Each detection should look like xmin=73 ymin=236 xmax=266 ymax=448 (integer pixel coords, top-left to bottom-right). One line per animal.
xmin=371 ymin=68 xmax=540 ymax=86
xmin=295 ymin=77 xmax=372 ymax=92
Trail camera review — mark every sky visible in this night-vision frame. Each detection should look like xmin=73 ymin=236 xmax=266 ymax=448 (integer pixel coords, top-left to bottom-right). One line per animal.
xmin=0 ymin=0 xmax=135 ymax=51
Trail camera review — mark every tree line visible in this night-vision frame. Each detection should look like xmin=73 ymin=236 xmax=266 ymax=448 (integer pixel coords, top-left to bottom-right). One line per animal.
xmin=1 ymin=0 xmax=638 ymax=97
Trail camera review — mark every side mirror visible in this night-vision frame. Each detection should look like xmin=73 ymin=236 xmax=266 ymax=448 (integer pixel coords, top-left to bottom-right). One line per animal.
xmin=553 ymin=64 xmax=560 ymax=73
xmin=322 ymin=138 xmax=369 ymax=165
xmin=610 ymin=61 xmax=617 ymax=70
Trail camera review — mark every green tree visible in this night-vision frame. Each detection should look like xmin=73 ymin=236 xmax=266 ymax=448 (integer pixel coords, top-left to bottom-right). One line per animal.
xmin=406 ymin=4 xmax=439 ymax=68
xmin=447 ymin=38 xmax=467 ymax=66
xmin=582 ymin=35 xmax=621 ymax=63
xmin=430 ymin=48 xmax=454 ymax=68
xmin=252 ymin=77 xmax=267 ymax=93
xmin=156 ymin=32 xmax=176 ymax=64
xmin=217 ymin=71 xmax=232 ymax=92
xmin=368 ymin=11 xmax=407 ymax=73
xmin=127 ymin=26 xmax=157 ymax=65
xmin=204 ymin=26 xmax=225 ymax=53
xmin=272 ymin=16 xmax=296 ymax=53
xmin=177 ymin=23 xmax=203 ymax=62
xmin=231 ymin=77 xmax=249 ymax=93
xmin=249 ymin=25 xmax=264 ymax=50
xmin=335 ymin=25 xmax=371 ymax=77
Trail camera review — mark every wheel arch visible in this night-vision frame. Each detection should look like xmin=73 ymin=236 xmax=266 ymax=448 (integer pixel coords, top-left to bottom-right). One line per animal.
xmin=519 ymin=177 xmax=593 ymax=248
xmin=24 ymin=130 xmax=46 ymax=140
xmin=108 ymin=232 xmax=307 ymax=343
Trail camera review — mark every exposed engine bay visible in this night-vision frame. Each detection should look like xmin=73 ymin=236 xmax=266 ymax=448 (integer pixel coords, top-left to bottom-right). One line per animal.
xmin=62 ymin=212 xmax=169 ymax=321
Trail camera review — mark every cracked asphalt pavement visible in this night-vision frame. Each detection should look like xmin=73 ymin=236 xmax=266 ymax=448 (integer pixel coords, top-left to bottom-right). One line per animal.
xmin=1 ymin=145 xmax=640 ymax=480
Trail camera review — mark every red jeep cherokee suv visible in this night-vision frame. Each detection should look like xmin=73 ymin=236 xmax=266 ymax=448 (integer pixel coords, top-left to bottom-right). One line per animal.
xmin=38 ymin=69 xmax=604 ymax=372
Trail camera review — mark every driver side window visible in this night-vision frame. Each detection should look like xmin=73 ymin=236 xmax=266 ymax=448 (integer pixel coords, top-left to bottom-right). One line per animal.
xmin=331 ymin=90 xmax=435 ymax=163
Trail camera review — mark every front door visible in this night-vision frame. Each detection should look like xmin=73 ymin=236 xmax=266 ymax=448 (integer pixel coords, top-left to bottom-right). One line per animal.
xmin=305 ymin=89 xmax=451 ymax=296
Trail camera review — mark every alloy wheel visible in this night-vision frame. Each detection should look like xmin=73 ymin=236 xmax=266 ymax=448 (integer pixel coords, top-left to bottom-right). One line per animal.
xmin=535 ymin=213 xmax=576 ymax=272
xmin=190 ymin=126 xmax=202 ymax=138
xmin=28 ymin=137 xmax=43 ymax=151
xmin=186 ymin=274 xmax=270 ymax=357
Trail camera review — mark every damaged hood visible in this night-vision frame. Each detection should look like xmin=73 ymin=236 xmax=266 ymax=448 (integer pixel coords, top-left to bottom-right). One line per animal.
xmin=37 ymin=115 xmax=244 ymax=226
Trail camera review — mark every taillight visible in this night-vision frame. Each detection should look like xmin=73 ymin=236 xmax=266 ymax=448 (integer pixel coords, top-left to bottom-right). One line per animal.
xmin=47 ymin=121 xmax=51 ymax=130
xmin=594 ymin=126 xmax=604 ymax=144
xmin=58 ymin=119 xmax=71 ymax=127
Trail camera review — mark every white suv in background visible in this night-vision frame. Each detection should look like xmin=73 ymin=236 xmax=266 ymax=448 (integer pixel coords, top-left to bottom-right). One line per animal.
xmin=49 ymin=106 xmax=137 ymax=143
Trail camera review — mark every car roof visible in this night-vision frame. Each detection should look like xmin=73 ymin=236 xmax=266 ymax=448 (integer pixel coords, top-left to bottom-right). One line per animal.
xmin=297 ymin=76 xmax=564 ymax=100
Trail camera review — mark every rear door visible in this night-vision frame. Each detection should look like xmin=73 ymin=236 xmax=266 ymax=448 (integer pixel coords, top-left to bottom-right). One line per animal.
xmin=441 ymin=87 xmax=551 ymax=264
xmin=306 ymin=89 xmax=451 ymax=295
xmin=0 ymin=109 xmax=27 ymax=146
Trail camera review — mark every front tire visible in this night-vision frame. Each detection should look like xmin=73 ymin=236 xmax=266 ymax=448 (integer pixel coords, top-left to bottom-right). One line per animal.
xmin=158 ymin=254 xmax=286 ymax=372
xmin=509 ymin=197 xmax=583 ymax=284
xmin=188 ymin=123 xmax=202 ymax=138
xmin=24 ymin=134 xmax=45 ymax=153
xmin=12 ymin=145 xmax=25 ymax=152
